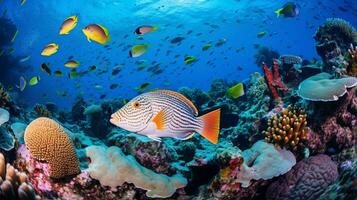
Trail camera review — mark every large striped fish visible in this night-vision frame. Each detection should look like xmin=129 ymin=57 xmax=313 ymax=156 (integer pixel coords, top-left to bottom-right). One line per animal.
xmin=110 ymin=90 xmax=221 ymax=144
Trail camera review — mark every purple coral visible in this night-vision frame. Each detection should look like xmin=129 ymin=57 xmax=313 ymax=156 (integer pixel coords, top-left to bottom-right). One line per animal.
xmin=266 ymin=154 xmax=338 ymax=200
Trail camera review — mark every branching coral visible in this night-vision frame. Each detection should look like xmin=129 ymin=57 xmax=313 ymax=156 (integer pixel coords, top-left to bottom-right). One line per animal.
xmin=85 ymin=145 xmax=187 ymax=198
xmin=347 ymin=43 xmax=357 ymax=77
xmin=0 ymin=153 xmax=40 ymax=200
xmin=262 ymin=60 xmax=288 ymax=101
xmin=263 ymin=105 xmax=308 ymax=151
xmin=33 ymin=104 xmax=51 ymax=118
xmin=24 ymin=117 xmax=80 ymax=179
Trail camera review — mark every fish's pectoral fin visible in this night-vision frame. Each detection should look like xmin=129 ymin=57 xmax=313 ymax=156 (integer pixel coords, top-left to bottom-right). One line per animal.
xmin=87 ymin=37 xmax=91 ymax=42
xmin=148 ymin=135 xmax=162 ymax=142
xmin=175 ymin=132 xmax=195 ymax=140
xmin=152 ymin=108 xmax=169 ymax=131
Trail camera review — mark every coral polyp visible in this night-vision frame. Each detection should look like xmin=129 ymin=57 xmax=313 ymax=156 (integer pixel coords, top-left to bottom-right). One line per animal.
xmin=263 ymin=105 xmax=308 ymax=150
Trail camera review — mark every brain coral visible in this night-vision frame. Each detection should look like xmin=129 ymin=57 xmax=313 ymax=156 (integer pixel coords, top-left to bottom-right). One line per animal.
xmin=297 ymin=72 xmax=357 ymax=101
xmin=85 ymin=145 xmax=187 ymax=198
xmin=24 ymin=117 xmax=80 ymax=179
xmin=266 ymin=154 xmax=338 ymax=200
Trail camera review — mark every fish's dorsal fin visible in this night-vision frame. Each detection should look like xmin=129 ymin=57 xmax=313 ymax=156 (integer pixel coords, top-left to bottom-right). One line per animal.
xmin=151 ymin=90 xmax=198 ymax=115
xmin=98 ymin=24 xmax=109 ymax=37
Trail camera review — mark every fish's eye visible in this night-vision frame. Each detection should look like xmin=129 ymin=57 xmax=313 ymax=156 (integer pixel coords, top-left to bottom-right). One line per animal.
xmin=132 ymin=101 xmax=140 ymax=109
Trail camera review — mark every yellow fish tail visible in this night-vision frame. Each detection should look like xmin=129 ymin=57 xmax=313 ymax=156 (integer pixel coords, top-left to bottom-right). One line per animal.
xmin=275 ymin=8 xmax=283 ymax=17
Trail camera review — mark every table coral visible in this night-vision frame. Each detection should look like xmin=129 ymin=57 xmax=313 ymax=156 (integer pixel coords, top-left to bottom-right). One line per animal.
xmin=266 ymin=154 xmax=338 ymax=200
xmin=263 ymin=105 xmax=308 ymax=151
xmin=85 ymin=145 xmax=187 ymax=198
xmin=24 ymin=117 xmax=80 ymax=179
xmin=297 ymin=72 xmax=357 ymax=101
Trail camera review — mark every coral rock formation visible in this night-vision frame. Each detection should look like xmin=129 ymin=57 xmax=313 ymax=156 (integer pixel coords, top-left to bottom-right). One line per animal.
xmin=0 ymin=153 xmax=40 ymax=200
xmin=263 ymin=105 xmax=308 ymax=151
xmin=33 ymin=104 xmax=52 ymax=118
xmin=85 ymin=145 xmax=187 ymax=198
xmin=266 ymin=154 xmax=338 ymax=200
xmin=24 ymin=117 xmax=80 ymax=179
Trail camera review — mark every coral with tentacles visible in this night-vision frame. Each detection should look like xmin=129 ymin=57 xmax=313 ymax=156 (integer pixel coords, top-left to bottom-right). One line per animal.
xmin=263 ymin=105 xmax=308 ymax=151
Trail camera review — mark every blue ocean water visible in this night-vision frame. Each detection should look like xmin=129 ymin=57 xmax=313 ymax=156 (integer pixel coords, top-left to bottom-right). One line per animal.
xmin=0 ymin=0 xmax=356 ymax=108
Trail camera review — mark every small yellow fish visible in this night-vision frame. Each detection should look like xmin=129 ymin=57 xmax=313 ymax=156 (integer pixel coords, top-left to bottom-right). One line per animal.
xmin=41 ymin=43 xmax=59 ymax=56
xmin=64 ymin=60 xmax=80 ymax=68
xmin=29 ymin=76 xmax=40 ymax=86
xmin=82 ymin=24 xmax=110 ymax=45
xmin=59 ymin=15 xmax=78 ymax=35
xmin=227 ymin=83 xmax=245 ymax=99
xmin=130 ymin=44 xmax=149 ymax=58
xmin=110 ymin=90 xmax=221 ymax=144
xmin=257 ymin=31 xmax=267 ymax=38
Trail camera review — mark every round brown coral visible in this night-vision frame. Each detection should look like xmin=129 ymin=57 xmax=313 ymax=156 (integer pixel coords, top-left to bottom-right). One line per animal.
xmin=24 ymin=117 xmax=80 ymax=179
xmin=263 ymin=105 xmax=308 ymax=151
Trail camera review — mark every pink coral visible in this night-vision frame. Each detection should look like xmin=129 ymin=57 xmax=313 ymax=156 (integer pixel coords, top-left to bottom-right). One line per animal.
xmin=307 ymin=87 xmax=357 ymax=153
xmin=262 ymin=60 xmax=288 ymax=101
xmin=266 ymin=154 xmax=338 ymax=200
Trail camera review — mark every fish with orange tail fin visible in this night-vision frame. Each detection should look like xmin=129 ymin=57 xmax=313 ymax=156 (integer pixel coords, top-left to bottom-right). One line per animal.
xmin=110 ymin=89 xmax=221 ymax=144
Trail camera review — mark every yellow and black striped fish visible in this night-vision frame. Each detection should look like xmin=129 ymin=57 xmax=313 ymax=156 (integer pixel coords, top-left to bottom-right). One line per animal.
xmin=110 ymin=90 xmax=221 ymax=144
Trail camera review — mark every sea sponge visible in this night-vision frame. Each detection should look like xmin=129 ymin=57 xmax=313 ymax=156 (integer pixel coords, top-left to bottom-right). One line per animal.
xmin=297 ymin=72 xmax=357 ymax=101
xmin=85 ymin=145 xmax=187 ymax=198
xmin=263 ymin=105 xmax=308 ymax=151
xmin=266 ymin=154 xmax=338 ymax=200
xmin=24 ymin=117 xmax=80 ymax=179
xmin=0 ymin=153 xmax=40 ymax=200
xmin=234 ymin=141 xmax=296 ymax=188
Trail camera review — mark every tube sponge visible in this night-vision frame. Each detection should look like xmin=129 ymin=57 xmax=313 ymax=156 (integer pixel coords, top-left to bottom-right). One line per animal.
xmin=85 ymin=145 xmax=187 ymax=198
xmin=237 ymin=140 xmax=296 ymax=188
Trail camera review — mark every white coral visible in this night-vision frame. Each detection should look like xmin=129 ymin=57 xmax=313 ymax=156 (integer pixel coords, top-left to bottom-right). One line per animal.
xmin=85 ymin=145 xmax=187 ymax=198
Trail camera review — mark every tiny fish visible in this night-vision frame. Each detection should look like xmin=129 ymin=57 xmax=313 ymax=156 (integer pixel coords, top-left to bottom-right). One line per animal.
xmin=41 ymin=43 xmax=59 ymax=56
xmin=59 ymin=15 xmax=78 ymax=35
xmin=134 ymin=25 xmax=158 ymax=35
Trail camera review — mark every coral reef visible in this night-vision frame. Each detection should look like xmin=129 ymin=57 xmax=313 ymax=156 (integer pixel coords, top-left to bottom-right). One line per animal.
xmin=178 ymin=87 xmax=211 ymax=108
xmin=297 ymin=72 xmax=357 ymax=101
xmin=10 ymin=122 xmax=27 ymax=143
xmin=266 ymin=154 xmax=338 ymax=200
xmin=0 ymin=127 xmax=15 ymax=151
xmin=0 ymin=108 xmax=9 ymax=126
xmin=314 ymin=18 xmax=357 ymax=75
xmin=254 ymin=46 xmax=280 ymax=67
xmin=262 ymin=60 xmax=288 ymax=101
xmin=0 ymin=153 xmax=40 ymax=200
xmin=85 ymin=145 xmax=188 ymax=198
xmin=0 ymin=83 xmax=11 ymax=109
xmin=263 ymin=105 xmax=308 ymax=151
xmin=317 ymin=159 xmax=357 ymax=200
xmin=83 ymin=104 xmax=109 ymax=138
xmin=71 ymin=96 xmax=87 ymax=122
xmin=33 ymin=104 xmax=52 ymax=118
xmin=24 ymin=117 xmax=80 ymax=179
xmin=347 ymin=43 xmax=357 ymax=77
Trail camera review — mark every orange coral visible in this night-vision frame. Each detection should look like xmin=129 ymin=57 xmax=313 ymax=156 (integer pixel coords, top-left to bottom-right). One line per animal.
xmin=0 ymin=153 xmax=40 ymax=200
xmin=263 ymin=105 xmax=308 ymax=151
xmin=24 ymin=117 xmax=80 ymax=179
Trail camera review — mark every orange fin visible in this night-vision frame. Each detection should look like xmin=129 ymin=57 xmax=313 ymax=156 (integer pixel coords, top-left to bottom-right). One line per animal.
xmin=152 ymin=109 xmax=167 ymax=131
xmin=151 ymin=90 xmax=198 ymax=115
xmin=198 ymin=108 xmax=221 ymax=144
